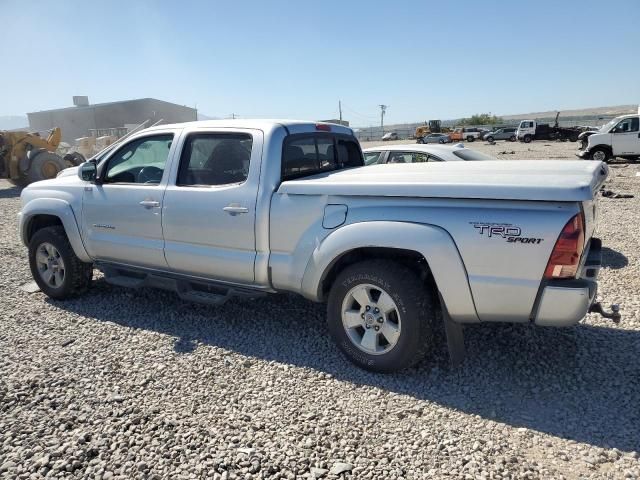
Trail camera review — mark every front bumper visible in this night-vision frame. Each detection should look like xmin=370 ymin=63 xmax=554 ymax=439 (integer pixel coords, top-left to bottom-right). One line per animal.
xmin=576 ymin=149 xmax=589 ymax=158
xmin=534 ymin=238 xmax=602 ymax=327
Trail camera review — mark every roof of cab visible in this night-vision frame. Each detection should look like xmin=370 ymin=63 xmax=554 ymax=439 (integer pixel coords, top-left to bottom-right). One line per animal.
xmin=144 ymin=119 xmax=354 ymax=135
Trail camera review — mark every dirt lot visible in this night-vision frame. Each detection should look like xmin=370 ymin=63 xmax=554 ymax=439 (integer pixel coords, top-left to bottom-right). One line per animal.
xmin=1 ymin=146 xmax=639 ymax=479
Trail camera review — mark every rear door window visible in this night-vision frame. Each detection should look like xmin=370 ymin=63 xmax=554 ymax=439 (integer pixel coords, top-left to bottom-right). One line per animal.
xmin=177 ymin=133 xmax=252 ymax=186
xmin=282 ymin=133 xmax=363 ymax=180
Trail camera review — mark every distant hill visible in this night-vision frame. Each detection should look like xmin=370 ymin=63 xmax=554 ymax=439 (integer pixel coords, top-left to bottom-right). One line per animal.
xmin=501 ymin=105 xmax=637 ymax=120
xmin=0 ymin=115 xmax=28 ymax=130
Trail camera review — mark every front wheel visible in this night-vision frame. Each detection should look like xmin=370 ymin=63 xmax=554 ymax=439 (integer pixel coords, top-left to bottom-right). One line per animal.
xmin=486 ymin=136 xmax=494 ymax=143
xmin=439 ymin=138 xmax=445 ymax=144
xmin=509 ymin=135 xmax=516 ymax=142
xmin=523 ymin=135 xmax=532 ymax=143
xmin=591 ymin=147 xmax=610 ymax=163
xmin=466 ymin=136 xmax=475 ymax=142
xmin=416 ymin=137 xmax=424 ymax=144
xmin=327 ymin=260 xmax=436 ymax=373
xmin=29 ymin=226 xmax=93 ymax=300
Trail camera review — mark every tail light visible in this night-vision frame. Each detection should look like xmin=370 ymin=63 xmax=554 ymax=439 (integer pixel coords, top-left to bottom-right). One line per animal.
xmin=544 ymin=213 xmax=585 ymax=279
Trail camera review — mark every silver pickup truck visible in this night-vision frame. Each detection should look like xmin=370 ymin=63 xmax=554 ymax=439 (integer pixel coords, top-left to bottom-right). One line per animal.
xmin=19 ymin=120 xmax=618 ymax=372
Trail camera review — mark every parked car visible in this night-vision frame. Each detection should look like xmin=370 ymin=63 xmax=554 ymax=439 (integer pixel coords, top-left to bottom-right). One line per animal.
xmin=417 ymin=133 xmax=451 ymax=144
xmin=363 ymin=143 xmax=495 ymax=164
xmin=483 ymin=127 xmax=517 ymax=142
xmin=382 ymin=132 xmax=398 ymax=141
xmin=576 ymin=114 xmax=640 ymax=162
xmin=19 ymin=120 xmax=617 ymax=373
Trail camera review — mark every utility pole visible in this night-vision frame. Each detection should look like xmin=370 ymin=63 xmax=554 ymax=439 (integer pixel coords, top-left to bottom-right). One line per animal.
xmin=379 ymin=104 xmax=388 ymax=135
xmin=339 ymin=100 xmax=342 ymax=122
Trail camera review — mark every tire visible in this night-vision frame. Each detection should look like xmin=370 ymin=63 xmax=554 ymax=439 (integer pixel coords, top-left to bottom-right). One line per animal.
xmin=591 ymin=147 xmax=610 ymax=163
xmin=466 ymin=136 xmax=475 ymax=142
xmin=523 ymin=135 xmax=532 ymax=143
xmin=486 ymin=136 xmax=494 ymax=143
xmin=509 ymin=135 xmax=516 ymax=142
xmin=26 ymin=151 xmax=66 ymax=184
xmin=570 ymin=133 xmax=579 ymax=142
xmin=28 ymin=226 xmax=93 ymax=300
xmin=327 ymin=259 xmax=436 ymax=373
xmin=439 ymin=138 xmax=445 ymax=144
xmin=416 ymin=137 xmax=424 ymax=144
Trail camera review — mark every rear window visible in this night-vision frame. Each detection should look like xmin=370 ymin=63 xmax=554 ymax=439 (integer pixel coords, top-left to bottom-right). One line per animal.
xmin=451 ymin=149 xmax=495 ymax=161
xmin=282 ymin=133 xmax=363 ymax=180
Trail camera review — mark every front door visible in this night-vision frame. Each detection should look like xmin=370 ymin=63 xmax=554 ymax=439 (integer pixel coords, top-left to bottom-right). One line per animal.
xmin=162 ymin=130 xmax=262 ymax=284
xmin=611 ymin=116 xmax=640 ymax=155
xmin=81 ymin=133 xmax=176 ymax=268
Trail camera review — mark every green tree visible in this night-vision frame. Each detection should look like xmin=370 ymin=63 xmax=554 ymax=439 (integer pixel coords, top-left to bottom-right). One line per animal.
xmin=459 ymin=113 xmax=503 ymax=125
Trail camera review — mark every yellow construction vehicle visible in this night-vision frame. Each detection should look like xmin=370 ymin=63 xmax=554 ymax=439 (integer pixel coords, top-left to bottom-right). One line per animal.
xmin=0 ymin=127 xmax=83 ymax=186
xmin=415 ymin=120 xmax=450 ymax=141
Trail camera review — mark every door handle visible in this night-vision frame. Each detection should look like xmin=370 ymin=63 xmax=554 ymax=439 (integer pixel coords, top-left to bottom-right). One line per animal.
xmin=223 ymin=204 xmax=249 ymax=215
xmin=139 ymin=200 xmax=160 ymax=208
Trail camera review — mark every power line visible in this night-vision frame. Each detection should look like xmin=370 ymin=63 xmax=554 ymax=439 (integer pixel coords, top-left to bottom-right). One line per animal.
xmin=340 ymin=103 xmax=379 ymax=121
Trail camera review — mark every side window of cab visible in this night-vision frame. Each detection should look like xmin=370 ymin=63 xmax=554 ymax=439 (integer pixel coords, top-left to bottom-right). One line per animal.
xmin=103 ymin=134 xmax=174 ymax=184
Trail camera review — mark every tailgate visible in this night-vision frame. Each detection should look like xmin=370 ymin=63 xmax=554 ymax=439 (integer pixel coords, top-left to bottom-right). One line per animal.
xmin=582 ymin=162 xmax=608 ymax=242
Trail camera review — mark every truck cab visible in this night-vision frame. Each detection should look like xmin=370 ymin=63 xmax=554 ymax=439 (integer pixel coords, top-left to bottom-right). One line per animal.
xmin=577 ymin=114 xmax=640 ymax=162
xmin=516 ymin=120 xmax=537 ymax=142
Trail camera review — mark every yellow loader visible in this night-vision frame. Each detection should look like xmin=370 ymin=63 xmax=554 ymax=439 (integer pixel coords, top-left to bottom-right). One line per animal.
xmin=0 ymin=127 xmax=83 ymax=186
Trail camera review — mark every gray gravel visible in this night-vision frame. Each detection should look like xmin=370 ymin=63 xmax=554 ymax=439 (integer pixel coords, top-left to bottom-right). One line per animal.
xmin=1 ymin=151 xmax=640 ymax=479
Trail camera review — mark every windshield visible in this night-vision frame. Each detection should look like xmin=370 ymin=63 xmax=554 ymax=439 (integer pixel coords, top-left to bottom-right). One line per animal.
xmin=599 ymin=118 xmax=619 ymax=132
xmin=452 ymin=149 xmax=495 ymax=161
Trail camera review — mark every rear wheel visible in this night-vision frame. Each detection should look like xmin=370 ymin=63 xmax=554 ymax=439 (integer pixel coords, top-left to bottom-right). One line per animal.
xmin=439 ymin=138 xmax=445 ymax=144
xmin=509 ymin=135 xmax=516 ymax=142
xmin=416 ymin=137 xmax=424 ymax=144
xmin=28 ymin=226 xmax=93 ymax=300
xmin=327 ymin=260 xmax=436 ymax=373
xmin=466 ymin=136 xmax=475 ymax=142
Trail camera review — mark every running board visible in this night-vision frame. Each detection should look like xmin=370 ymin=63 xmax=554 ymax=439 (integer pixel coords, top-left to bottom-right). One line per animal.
xmin=100 ymin=265 xmax=265 ymax=306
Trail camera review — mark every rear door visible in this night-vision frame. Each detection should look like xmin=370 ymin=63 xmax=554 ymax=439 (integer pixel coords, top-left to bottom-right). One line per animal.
xmin=611 ymin=116 xmax=640 ymax=155
xmin=162 ymin=129 xmax=263 ymax=284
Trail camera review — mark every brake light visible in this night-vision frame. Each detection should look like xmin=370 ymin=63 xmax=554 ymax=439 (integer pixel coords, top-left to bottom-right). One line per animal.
xmin=315 ymin=123 xmax=331 ymax=131
xmin=544 ymin=213 xmax=585 ymax=279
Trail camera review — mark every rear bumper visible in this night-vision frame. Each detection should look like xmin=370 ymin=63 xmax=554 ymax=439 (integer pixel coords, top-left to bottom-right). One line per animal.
xmin=534 ymin=238 xmax=601 ymax=327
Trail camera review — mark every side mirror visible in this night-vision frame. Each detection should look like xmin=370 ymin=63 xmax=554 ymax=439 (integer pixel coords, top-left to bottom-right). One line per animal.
xmin=79 ymin=161 xmax=97 ymax=182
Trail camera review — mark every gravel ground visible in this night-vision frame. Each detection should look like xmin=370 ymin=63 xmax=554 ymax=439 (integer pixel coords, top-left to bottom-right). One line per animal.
xmin=1 ymin=150 xmax=639 ymax=479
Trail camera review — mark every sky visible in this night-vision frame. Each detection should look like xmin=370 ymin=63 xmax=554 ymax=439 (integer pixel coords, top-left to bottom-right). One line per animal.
xmin=1 ymin=0 xmax=638 ymax=126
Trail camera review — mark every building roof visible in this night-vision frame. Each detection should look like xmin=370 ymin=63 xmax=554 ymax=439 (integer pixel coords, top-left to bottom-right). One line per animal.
xmin=27 ymin=97 xmax=195 ymax=115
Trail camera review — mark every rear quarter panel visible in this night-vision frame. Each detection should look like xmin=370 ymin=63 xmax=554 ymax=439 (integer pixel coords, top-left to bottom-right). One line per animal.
xmin=269 ymin=194 xmax=580 ymax=323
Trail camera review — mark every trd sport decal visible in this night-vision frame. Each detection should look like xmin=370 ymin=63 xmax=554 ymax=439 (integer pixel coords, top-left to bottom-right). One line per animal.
xmin=470 ymin=222 xmax=544 ymax=244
